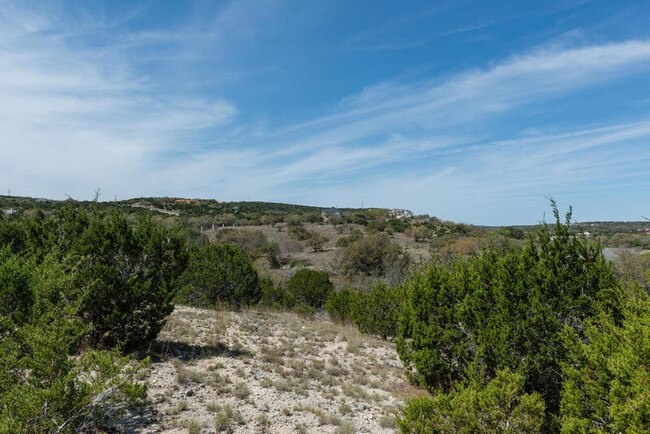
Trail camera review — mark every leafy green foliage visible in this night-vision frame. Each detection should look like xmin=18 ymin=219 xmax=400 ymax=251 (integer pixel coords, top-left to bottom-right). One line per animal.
xmin=406 ymin=226 xmax=432 ymax=242
xmin=399 ymin=369 xmax=545 ymax=433
xmin=260 ymin=276 xmax=286 ymax=308
xmin=285 ymin=269 xmax=333 ymax=309
xmin=559 ymin=286 xmax=650 ymax=432
xmin=288 ymin=225 xmax=312 ymax=241
xmin=352 ymin=284 xmax=403 ymax=339
xmin=178 ymin=243 xmax=262 ymax=308
xmin=325 ymin=284 xmax=403 ymax=338
xmin=325 ymin=287 xmax=357 ymax=323
xmin=77 ymin=213 xmax=187 ymax=349
xmin=1 ymin=205 xmax=188 ymax=350
xmin=0 ymin=245 xmax=33 ymax=330
xmin=335 ymin=228 xmax=364 ymax=247
xmin=340 ymin=232 xmax=405 ymax=276
xmin=397 ymin=203 xmax=621 ymax=427
xmin=309 ymin=234 xmax=328 ymax=252
xmin=0 ymin=252 xmax=147 ymax=432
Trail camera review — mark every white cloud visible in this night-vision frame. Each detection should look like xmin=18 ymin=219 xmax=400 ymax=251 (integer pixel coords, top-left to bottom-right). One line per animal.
xmin=0 ymin=2 xmax=238 ymax=199
xmin=1 ymin=0 xmax=650 ymax=222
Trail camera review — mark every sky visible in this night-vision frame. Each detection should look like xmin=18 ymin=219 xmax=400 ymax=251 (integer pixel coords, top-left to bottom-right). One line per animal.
xmin=1 ymin=0 xmax=650 ymax=225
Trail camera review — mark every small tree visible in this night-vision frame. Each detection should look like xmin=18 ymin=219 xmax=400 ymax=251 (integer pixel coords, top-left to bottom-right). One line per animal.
xmin=397 ymin=202 xmax=622 ymax=427
xmin=352 ymin=284 xmax=403 ymax=339
xmin=309 ymin=234 xmax=328 ymax=252
xmin=288 ymin=225 xmax=312 ymax=241
xmin=6 ymin=205 xmax=188 ymax=350
xmin=325 ymin=287 xmax=357 ymax=323
xmin=179 ymin=243 xmax=261 ymax=308
xmin=341 ymin=232 xmax=404 ymax=276
xmin=285 ymin=269 xmax=333 ymax=310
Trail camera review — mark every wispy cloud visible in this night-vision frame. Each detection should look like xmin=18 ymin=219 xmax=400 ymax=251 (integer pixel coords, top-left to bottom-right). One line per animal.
xmin=0 ymin=2 xmax=238 ymax=198
xmin=1 ymin=1 xmax=650 ymax=223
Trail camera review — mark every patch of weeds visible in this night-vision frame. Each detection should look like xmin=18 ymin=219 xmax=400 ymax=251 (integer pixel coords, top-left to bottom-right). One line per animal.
xmin=338 ymin=401 xmax=352 ymax=415
xmin=295 ymin=423 xmax=308 ymax=434
xmin=208 ymin=362 xmax=225 ymax=371
xmin=307 ymin=367 xmax=325 ymax=382
xmin=317 ymin=411 xmax=342 ymax=426
xmin=172 ymin=359 xmax=190 ymax=385
xmin=270 ymin=377 xmax=309 ymax=395
xmin=353 ymin=374 xmax=369 ymax=386
xmin=259 ymin=377 xmax=273 ymax=388
xmin=341 ymin=384 xmax=369 ymax=401
xmin=170 ymin=399 xmax=188 ymax=414
xmin=214 ymin=405 xmax=244 ymax=431
xmin=260 ymin=345 xmax=284 ymax=365
xmin=379 ymin=414 xmax=398 ymax=429
xmin=210 ymin=305 xmax=230 ymax=347
xmin=342 ymin=329 xmax=364 ymax=354
xmin=274 ymin=379 xmax=293 ymax=393
xmin=311 ymin=358 xmax=326 ymax=370
xmin=326 ymin=365 xmax=348 ymax=377
xmin=323 ymin=387 xmax=339 ymax=400
xmin=335 ymin=421 xmax=356 ymax=434
xmin=233 ymin=381 xmax=250 ymax=399
xmin=287 ymin=360 xmax=307 ymax=377
xmin=282 ymin=407 xmax=291 ymax=416
xmin=257 ymin=413 xmax=271 ymax=432
xmin=186 ymin=418 xmax=203 ymax=434
xmin=213 ymin=372 xmax=232 ymax=394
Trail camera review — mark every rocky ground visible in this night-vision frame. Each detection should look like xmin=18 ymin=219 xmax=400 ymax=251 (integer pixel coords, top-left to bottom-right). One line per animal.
xmin=135 ymin=306 xmax=418 ymax=433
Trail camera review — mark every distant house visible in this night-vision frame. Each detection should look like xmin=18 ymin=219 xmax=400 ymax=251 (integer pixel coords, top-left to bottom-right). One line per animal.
xmin=321 ymin=207 xmax=347 ymax=219
xmin=388 ymin=209 xmax=414 ymax=219
xmin=2 ymin=209 xmax=17 ymax=216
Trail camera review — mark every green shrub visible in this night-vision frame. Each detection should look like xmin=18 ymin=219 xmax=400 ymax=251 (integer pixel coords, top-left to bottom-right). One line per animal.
xmin=77 ymin=213 xmax=188 ymax=349
xmin=285 ymin=269 xmax=333 ymax=309
xmin=335 ymin=228 xmax=363 ymax=248
xmin=0 ymin=246 xmax=33 ymax=331
xmin=260 ymin=277 xmax=287 ymax=308
xmin=0 ymin=253 xmax=147 ymax=432
xmin=340 ymin=232 xmax=404 ymax=276
xmin=396 ymin=203 xmax=621 ymax=426
xmin=325 ymin=287 xmax=357 ymax=323
xmin=179 ymin=243 xmax=261 ymax=308
xmin=309 ymin=234 xmax=328 ymax=252
xmin=288 ymin=225 xmax=312 ymax=241
xmin=295 ymin=304 xmax=316 ymax=318
xmin=213 ymin=229 xmax=280 ymax=267
xmin=352 ymin=284 xmax=404 ymax=339
xmin=1 ymin=205 xmax=188 ymax=350
xmin=559 ymin=286 xmax=650 ymax=432
xmin=399 ymin=369 xmax=545 ymax=433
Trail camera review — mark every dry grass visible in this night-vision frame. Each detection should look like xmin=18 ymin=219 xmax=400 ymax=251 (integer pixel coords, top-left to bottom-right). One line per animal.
xmin=141 ymin=305 xmax=414 ymax=433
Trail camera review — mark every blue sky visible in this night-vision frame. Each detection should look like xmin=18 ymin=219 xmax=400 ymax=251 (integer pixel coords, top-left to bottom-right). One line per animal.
xmin=1 ymin=0 xmax=650 ymax=224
